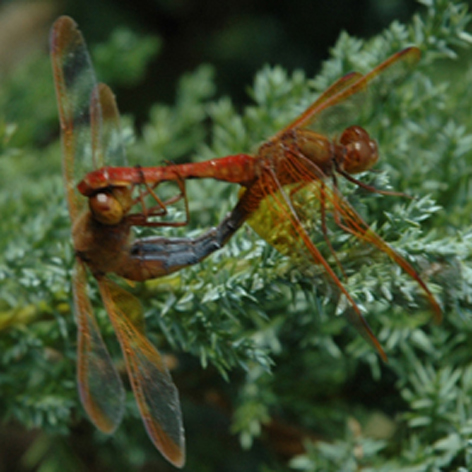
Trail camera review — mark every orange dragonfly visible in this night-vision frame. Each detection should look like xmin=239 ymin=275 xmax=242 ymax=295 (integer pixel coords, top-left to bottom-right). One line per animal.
xmin=79 ymin=47 xmax=442 ymax=360
xmin=51 ymin=16 xmax=237 ymax=467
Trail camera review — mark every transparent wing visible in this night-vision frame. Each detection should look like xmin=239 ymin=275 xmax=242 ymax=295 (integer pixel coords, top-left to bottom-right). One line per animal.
xmin=98 ymin=278 xmax=185 ymax=468
xmin=90 ymin=82 xmax=127 ymax=169
xmin=50 ymin=16 xmax=128 ymax=222
xmin=243 ymin=133 xmax=440 ymax=358
xmin=241 ymin=175 xmax=388 ymax=361
xmin=278 ymin=47 xmax=421 ymax=137
xmin=73 ymin=260 xmax=125 ymax=433
xmin=50 ymin=16 xmax=98 ymax=221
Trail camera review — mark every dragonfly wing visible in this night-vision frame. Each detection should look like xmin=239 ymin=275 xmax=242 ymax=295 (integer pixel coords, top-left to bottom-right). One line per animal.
xmin=73 ymin=260 xmax=125 ymax=433
xmin=281 ymin=47 xmax=421 ymax=136
xmin=50 ymin=16 xmax=98 ymax=222
xmin=329 ymin=186 xmax=442 ymax=322
xmin=90 ymin=82 xmax=127 ymax=168
xmin=98 ymin=278 xmax=185 ymax=468
xmin=240 ymin=170 xmax=387 ymax=361
xmin=279 ymin=71 xmax=363 ymax=135
xmin=246 ymin=132 xmax=440 ymax=341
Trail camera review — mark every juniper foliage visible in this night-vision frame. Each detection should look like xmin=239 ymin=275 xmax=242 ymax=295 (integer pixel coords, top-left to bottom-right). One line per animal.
xmin=1 ymin=1 xmax=472 ymax=470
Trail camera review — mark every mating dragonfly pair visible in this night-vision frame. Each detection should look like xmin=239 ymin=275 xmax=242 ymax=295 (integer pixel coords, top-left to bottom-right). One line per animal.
xmin=50 ymin=16 xmax=441 ymax=467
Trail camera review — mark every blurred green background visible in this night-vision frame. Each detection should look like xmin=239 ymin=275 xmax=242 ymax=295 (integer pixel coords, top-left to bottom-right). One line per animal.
xmin=0 ymin=0 xmax=420 ymax=119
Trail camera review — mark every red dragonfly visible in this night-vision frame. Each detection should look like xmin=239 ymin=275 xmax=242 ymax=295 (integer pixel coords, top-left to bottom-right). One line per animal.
xmin=51 ymin=16 xmax=238 ymax=467
xmin=80 ymin=47 xmax=442 ymax=360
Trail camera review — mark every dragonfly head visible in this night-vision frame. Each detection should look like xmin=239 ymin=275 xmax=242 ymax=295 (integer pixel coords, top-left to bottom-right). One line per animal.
xmin=89 ymin=186 xmax=133 ymax=225
xmin=339 ymin=125 xmax=378 ymax=175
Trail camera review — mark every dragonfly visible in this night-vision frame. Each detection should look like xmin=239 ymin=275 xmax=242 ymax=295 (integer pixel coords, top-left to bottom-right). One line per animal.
xmin=50 ymin=15 xmax=240 ymax=467
xmin=79 ymin=46 xmax=442 ymax=360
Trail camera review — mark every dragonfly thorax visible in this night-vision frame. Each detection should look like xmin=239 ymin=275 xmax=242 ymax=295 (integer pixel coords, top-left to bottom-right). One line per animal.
xmin=338 ymin=125 xmax=378 ymax=175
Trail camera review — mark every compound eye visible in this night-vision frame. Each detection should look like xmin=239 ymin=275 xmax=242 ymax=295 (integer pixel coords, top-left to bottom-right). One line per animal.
xmin=340 ymin=126 xmax=378 ymax=174
xmin=89 ymin=192 xmax=124 ymax=225
xmin=340 ymin=125 xmax=369 ymax=146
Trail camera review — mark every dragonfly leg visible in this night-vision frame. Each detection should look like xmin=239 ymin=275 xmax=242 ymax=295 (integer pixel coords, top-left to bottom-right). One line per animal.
xmin=128 ymin=167 xmax=190 ymax=227
xmin=133 ymin=165 xmax=168 ymax=217
xmin=336 ymin=166 xmax=412 ymax=198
